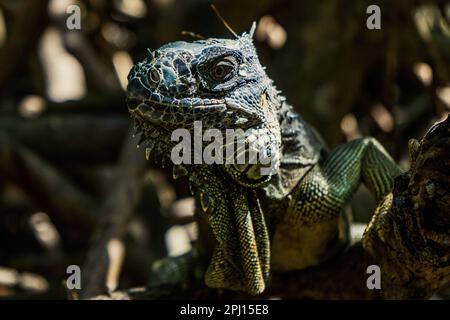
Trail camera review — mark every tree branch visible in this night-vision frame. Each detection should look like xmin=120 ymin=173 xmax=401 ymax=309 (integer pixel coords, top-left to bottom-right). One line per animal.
xmin=80 ymin=128 xmax=147 ymax=299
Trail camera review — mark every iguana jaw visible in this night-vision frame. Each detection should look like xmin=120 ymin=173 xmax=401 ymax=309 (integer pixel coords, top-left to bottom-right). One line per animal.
xmin=126 ymin=79 xmax=265 ymax=131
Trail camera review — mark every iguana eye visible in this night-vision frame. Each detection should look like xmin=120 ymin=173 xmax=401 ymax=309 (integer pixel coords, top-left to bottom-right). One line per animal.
xmin=210 ymin=57 xmax=236 ymax=81
xmin=148 ymin=68 xmax=161 ymax=85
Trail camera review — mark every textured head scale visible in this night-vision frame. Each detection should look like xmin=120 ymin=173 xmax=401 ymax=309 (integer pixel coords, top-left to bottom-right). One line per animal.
xmin=126 ymin=31 xmax=274 ymax=132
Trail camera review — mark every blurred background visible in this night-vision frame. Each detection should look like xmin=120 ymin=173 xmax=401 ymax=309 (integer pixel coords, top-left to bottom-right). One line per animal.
xmin=0 ymin=0 xmax=449 ymax=299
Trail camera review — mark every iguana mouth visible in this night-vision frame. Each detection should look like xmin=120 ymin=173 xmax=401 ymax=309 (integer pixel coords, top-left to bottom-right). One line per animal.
xmin=127 ymin=97 xmax=264 ymax=133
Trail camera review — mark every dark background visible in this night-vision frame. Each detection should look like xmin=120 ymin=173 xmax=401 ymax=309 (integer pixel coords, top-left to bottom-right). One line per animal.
xmin=0 ymin=0 xmax=449 ymax=299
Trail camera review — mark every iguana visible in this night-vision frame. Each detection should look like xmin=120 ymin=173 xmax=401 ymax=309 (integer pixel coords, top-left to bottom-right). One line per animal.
xmin=125 ymin=25 xmax=402 ymax=295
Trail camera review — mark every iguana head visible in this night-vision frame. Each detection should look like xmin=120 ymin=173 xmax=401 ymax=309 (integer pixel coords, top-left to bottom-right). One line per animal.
xmin=126 ymin=29 xmax=284 ymax=295
xmin=127 ymin=29 xmax=284 ymax=184
xmin=126 ymin=31 xmax=273 ymax=132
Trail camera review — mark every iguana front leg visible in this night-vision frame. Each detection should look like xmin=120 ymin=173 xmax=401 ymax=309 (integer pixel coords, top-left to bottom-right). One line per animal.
xmin=272 ymin=137 xmax=402 ymax=270
xmin=295 ymin=137 xmax=402 ymax=221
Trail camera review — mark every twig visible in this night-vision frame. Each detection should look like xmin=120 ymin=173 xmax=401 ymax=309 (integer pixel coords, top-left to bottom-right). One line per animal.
xmin=0 ymin=115 xmax=129 ymax=164
xmin=0 ymin=134 xmax=97 ymax=231
xmin=80 ymin=128 xmax=147 ymax=298
xmin=0 ymin=0 xmax=49 ymax=91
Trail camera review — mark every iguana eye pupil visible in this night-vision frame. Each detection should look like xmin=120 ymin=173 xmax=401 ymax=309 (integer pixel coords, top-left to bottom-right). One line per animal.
xmin=211 ymin=62 xmax=233 ymax=81
xmin=214 ymin=66 xmax=225 ymax=78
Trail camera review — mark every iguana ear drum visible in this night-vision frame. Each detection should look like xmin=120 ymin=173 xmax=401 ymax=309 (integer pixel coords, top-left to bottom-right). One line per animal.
xmin=126 ymin=78 xmax=148 ymax=101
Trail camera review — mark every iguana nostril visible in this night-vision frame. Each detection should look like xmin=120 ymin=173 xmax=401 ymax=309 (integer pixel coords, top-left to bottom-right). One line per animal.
xmin=127 ymin=78 xmax=147 ymax=96
xmin=149 ymin=68 xmax=161 ymax=85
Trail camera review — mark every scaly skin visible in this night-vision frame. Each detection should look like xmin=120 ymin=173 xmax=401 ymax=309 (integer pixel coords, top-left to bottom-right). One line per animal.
xmin=126 ymin=28 xmax=402 ymax=295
